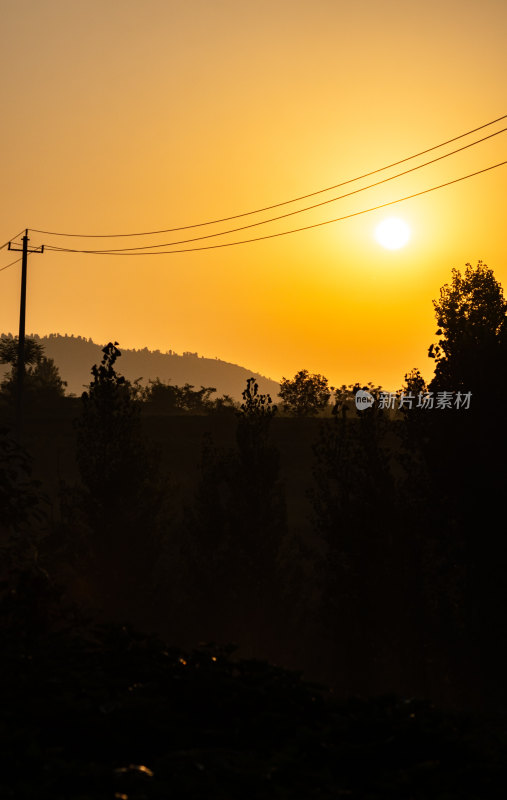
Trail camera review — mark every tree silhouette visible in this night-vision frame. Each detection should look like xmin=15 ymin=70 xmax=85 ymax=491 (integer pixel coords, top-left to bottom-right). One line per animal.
xmin=0 ymin=337 xmax=67 ymax=406
xmin=144 ymin=378 xmax=216 ymax=413
xmin=72 ymin=342 xmax=170 ymax=622
xmin=225 ymin=378 xmax=285 ymax=646
xmin=1 ymin=356 xmax=67 ymax=402
xmin=279 ymin=369 xmax=332 ymax=415
xmin=0 ymin=426 xmax=59 ymax=640
xmin=428 ymin=260 xmax=507 ymax=398
xmin=0 ymin=335 xmax=44 ymax=367
xmin=211 ymin=393 xmax=237 ymax=415
xmin=182 ymin=378 xmax=286 ymax=652
xmin=308 ymin=394 xmax=399 ymax=694
xmin=0 ymin=426 xmax=43 ymax=536
xmin=76 ymin=342 xmax=144 ymax=505
xmin=421 ymin=262 xmax=507 ymax=708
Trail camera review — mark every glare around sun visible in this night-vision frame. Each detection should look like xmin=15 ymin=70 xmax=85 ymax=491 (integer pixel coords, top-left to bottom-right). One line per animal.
xmin=375 ymin=217 xmax=411 ymax=250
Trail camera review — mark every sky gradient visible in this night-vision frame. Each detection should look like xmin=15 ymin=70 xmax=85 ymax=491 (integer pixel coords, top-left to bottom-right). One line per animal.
xmin=1 ymin=0 xmax=506 ymax=391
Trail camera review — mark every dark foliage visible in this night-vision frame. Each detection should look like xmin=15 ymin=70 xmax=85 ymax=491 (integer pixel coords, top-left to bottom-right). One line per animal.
xmin=279 ymin=369 xmax=332 ymax=415
xmin=181 ymin=378 xmax=287 ymax=651
xmin=76 ymin=342 xmax=147 ymax=506
xmin=68 ymin=343 xmax=173 ymax=621
xmin=0 ymin=425 xmax=44 ymax=534
xmin=410 ymin=262 xmax=507 ymax=709
xmin=0 ymin=426 xmax=64 ymax=644
xmin=0 ymin=335 xmax=67 ymax=407
xmin=144 ymin=378 xmax=217 ymax=414
xmin=308 ymin=388 xmax=405 ymax=694
xmin=0 ymin=334 xmax=44 ymax=366
xmin=429 ymin=260 xmax=507 ymax=400
xmin=1 ymin=619 xmax=507 ymax=799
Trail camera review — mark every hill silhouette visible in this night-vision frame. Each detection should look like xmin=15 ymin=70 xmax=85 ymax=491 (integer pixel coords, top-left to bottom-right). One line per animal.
xmin=0 ymin=333 xmax=280 ymax=401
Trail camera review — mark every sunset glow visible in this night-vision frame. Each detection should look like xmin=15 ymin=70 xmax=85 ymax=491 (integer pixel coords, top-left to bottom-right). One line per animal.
xmin=0 ymin=1 xmax=506 ymax=392
xmin=3 ymin=2 xmax=507 ymax=753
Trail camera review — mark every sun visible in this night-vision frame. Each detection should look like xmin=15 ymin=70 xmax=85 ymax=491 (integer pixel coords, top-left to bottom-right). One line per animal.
xmin=374 ymin=217 xmax=411 ymax=250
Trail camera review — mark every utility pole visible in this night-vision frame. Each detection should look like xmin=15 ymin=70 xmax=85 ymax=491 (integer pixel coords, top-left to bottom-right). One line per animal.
xmin=8 ymin=230 xmax=44 ymax=440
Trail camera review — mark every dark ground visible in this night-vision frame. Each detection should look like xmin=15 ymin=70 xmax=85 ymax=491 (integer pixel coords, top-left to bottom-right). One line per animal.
xmin=2 ymin=613 xmax=507 ymax=800
xmin=2 ymin=403 xmax=507 ymax=797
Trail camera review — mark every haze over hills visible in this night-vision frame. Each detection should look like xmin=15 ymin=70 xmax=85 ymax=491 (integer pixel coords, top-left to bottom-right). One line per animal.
xmin=0 ymin=333 xmax=281 ymax=402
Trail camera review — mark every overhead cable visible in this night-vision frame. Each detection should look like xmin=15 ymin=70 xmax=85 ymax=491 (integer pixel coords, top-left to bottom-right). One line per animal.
xmin=43 ymin=160 xmax=507 ymax=256
xmin=0 ymin=257 xmax=22 ymax=273
xmin=30 ymin=113 xmax=507 ymax=238
xmin=0 ymin=230 xmax=26 ymax=251
xmin=43 ymin=128 xmax=507 ymax=254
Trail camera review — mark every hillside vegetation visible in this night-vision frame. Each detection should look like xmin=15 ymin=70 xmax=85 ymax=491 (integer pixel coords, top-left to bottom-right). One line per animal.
xmin=0 ymin=333 xmax=280 ymax=401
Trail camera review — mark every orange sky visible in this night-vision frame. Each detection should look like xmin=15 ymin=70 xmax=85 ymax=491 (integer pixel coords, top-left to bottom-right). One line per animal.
xmin=1 ymin=0 xmax=506 ymax=391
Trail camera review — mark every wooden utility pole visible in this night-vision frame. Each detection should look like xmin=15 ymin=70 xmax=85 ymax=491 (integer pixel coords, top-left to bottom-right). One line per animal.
xmin=8 ymin=230 xmax=44 ymax=440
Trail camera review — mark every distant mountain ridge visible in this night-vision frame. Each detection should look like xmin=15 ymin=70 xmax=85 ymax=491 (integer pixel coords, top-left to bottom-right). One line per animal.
xmin=0 ymin=333 xmax=281 ymax=402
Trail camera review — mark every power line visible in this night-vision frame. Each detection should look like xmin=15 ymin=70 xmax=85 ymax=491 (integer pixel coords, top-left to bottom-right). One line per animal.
xmin=0 ymin=256 xmax=22 ymax=273
xmin=43 ymin=128 xmax=507 ymax=254
xmin=0 ymin=230 xmax=27 ymax=251
xmin=30 ymin=112 xmax=507 ymax=239
xmin=44 ymin=159 xmax=507 ymax=256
